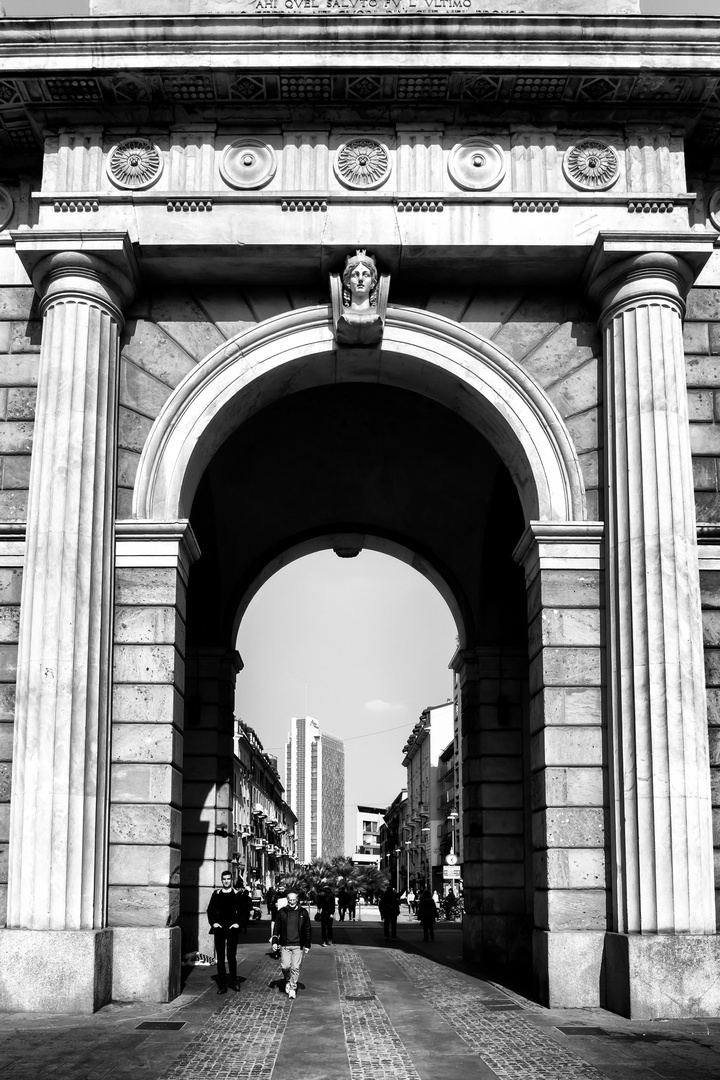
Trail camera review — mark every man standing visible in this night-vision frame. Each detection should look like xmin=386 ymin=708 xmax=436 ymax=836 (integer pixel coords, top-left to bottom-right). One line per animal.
xmin=207 ymin=870 xmax=242 ymax=993
xmin=271 ymin=890 xmax=311 ymax=999
xmin=346 ymin=884 xmax=357 ymax=921
xmin=317 ymin=885 xmax=336 ymax=947
xmin=379 ymin=885 xmax=400 ymax=940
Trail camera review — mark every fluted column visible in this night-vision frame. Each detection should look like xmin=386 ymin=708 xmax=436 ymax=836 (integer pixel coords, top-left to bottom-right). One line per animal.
xmin=588 ymin=249 xmax=715 ymax=937
xmin=7 ymin=247 xmax=135 ymax=932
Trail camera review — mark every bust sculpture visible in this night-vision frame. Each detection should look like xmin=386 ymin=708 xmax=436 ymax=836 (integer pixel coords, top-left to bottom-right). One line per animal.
xmin=332 ymin=250 xmax=388 ymax=347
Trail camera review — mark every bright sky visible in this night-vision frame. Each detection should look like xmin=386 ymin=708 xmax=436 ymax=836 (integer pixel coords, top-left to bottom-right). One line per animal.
xmin=235 ymin=550 xmax=458 ymax=855
xmin=1 ymin=2 xmax=720 ymax=14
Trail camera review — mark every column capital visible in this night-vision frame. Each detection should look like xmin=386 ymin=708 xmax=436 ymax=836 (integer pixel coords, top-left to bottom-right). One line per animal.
xmin=583 ymin=232 xmax=714 ymax=325
xmin=12 ymin=230 xmax=138 ymax=322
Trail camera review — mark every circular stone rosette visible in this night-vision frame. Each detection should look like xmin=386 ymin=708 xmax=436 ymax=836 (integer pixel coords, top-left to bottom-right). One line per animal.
xmin=563 ymin=139 xmax=619 ymax=191
xmin=107 ymin=138 xmax=163 ymax=190
xmin=448 ymin=138 xmax=506 ymax=191
xmin=221 ymin=138 xmax=277 ymax=190
xmin=708 ymin=189 xmax=720 ymax=231
xmin=334 ymin=137 xmax=391 ymax=190
xmin=0 ymin=186 xmax=13 ymax=231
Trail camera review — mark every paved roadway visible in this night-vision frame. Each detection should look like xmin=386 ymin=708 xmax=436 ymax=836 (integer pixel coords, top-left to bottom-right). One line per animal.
xmin=1 ymin=911 xmax=719 ymax=1079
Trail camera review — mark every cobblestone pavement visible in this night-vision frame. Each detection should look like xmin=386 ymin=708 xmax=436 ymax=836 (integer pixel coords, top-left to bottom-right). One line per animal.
xmin=0 ymin=920 xmax=719 ymax=1079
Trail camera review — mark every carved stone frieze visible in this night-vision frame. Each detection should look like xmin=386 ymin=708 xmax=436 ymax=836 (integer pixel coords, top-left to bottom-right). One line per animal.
xmin=107 ymin=138 xmax=163 ymax=190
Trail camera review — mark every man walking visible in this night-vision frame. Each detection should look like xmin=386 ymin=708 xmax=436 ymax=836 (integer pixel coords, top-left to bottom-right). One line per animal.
xmin=317 ymin=885 xmax=336 ymax=947
xmin=207 ymin=870 xmax=242 ymax=993
xmin=271 ymin=890 xmax=311 ymax=999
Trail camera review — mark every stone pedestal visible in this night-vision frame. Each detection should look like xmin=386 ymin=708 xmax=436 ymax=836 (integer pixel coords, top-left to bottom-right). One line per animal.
xmin=3 ymin=234 xmax=136 ymax=1011
xmin=604 ymin=933 xmax=720 ymax=1019
xmin=0 ymin=928 xmax=112 ymax=1013
xmin=112 ymin=926 xmax=182 ymax=1003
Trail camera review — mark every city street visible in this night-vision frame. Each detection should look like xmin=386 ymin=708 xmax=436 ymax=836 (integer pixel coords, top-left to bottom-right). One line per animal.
xmin=0 ymin=913 xmax=719 ymax=1079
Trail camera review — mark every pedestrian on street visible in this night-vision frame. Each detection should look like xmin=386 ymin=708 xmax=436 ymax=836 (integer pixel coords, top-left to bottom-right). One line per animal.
xmin=317 ymin=885 xmax=336 ymax=946
xmin=417 ymin=889 xmax=438 ymax=941
xmin=271 ymin=890 xmax=311 ymax=999
xmin=265 ymin=886 xmax=276 ymax=916
xmin=237 ymin=884 xmax=253 ymax=934
xmin=207 ymin=870 xmax=242 ymax=993
xmin=443 ymin=890 xmax=457 ymax=919
xmin=406 ymin=887 xmax=416 ymax=915
xmin=379 ymin=885 xmax=400 ymax=939
xmin=346 ymin=884 xmax=357 ymax=921
xmin=337 ymin=884 xmax=349 ymax=921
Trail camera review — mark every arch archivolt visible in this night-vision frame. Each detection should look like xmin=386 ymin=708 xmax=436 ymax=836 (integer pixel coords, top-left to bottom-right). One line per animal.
xmin=131 ymin=304 xmax=587 ymax=525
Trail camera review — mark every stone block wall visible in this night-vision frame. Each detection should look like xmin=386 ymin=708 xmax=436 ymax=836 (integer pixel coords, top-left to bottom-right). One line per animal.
xmin=460 ymin=647 xmax=532 ymax=968
xmin=109 ymin=562 xmax=186 ymax=931
xmin=684 ymin=279 xmax=720 ymax=925
xmin=0 ymin=264 xmax=37 ymax=925
xmin=522 ymin=537 xmax=607 ymax=958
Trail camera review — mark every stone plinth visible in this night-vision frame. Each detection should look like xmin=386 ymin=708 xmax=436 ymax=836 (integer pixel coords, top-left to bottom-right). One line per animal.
xmin=112 ymin=927 xmax=181 ymax=1003
xmin=604 ymin=933 xmax=720 ymax=1019
xmin=0 ymin=928 xmax=112 ymax=1013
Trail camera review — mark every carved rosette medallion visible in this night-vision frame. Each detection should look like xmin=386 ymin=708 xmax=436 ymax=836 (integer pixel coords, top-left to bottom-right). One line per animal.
xmin=0 ymin=186 xmax=14 ymax=231
xmin=563 ymin=139 xmax=619 ymax=191
xmin=448 ymin=138 xmax=506 ymax=191
xmin=708 ymin=189 xmax=720 ymax=231
xmin=334 ymin=138 xmax=391 ymax=190
xmin=221 ymin=138 xmax=277 ymax=190
xmin=107 ymin=138 xmax=163 ymax=190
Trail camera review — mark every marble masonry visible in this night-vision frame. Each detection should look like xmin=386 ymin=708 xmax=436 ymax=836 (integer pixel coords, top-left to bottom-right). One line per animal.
xmin=0 ymin=0 xmax=719 ymax=1020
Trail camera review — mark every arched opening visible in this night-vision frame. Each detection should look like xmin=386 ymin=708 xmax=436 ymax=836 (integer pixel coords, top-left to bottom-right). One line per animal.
xmin=178 ymin=377 xmax=531 ymax=973
xmin=117 ymin=305 xmax=590 ymax=996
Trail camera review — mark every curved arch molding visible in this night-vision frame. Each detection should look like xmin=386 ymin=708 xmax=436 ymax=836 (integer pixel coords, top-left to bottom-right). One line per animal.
xmin=131 ymin=305 xmax=587 ymax=525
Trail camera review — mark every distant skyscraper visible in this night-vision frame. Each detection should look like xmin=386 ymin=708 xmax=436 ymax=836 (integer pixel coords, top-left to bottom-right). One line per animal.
xmin=285 ymin=716 xmax=345 ymax=863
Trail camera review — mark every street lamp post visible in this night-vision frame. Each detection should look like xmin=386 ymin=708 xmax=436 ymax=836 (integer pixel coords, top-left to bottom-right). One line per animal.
xmin=394 ymin=847 xmax=401 ymax=892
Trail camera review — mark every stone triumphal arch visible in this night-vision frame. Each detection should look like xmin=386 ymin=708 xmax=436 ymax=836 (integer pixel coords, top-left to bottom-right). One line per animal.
xmin=0 ymin=0 xmax=720 ymax=1021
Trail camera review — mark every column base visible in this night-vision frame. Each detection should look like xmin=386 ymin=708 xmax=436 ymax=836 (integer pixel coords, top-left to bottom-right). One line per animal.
xmin=112 ymin=927 xmax=181 ymax=1002
xmin=0 ymin=928 xmax=112 ymax=1013
xmin=533 ymin=929 xmax=605 ymax=1008
xmin=604 ymin=932 xmax=720 ymax=1019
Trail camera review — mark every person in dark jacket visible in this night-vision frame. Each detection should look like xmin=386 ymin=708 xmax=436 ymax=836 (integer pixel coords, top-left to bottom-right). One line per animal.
xmin=271 ymin=891 xmax=311 ymax=999
xmin=207 ymin=870 xmax=242 ymax=993
xmin=317 ymin=885 xmax=336 ymax=946
xmin=379 ymin=885 xmax=401 ymax=939
xmin=237 ymin=885 xmax=253 ymax=934
xmin=337 ymin=885 xmax=349 ymax=921
xmin=417 ymin=888 xmax=438 ymax=941
xmin=346 ymin=884 xmax=357 ymax=921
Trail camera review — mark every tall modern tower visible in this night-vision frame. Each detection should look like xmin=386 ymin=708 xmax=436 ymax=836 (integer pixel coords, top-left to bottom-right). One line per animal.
xmin=285 ymin=717 xmax=345 ymax=864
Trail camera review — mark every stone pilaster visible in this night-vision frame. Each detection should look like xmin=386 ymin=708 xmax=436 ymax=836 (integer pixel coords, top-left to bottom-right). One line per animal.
xmin=111 ymin=520 xmax=198 ymax=1002
xmin=0 ymin=236 xmax=136 ymax=1013
xmin=587 ymin=237 xmax=720 ymax=1018
xmin=454 ymin=645 xmax=531 ymax=969
xmin=515 ymin=522 xmax=606 ymax=1008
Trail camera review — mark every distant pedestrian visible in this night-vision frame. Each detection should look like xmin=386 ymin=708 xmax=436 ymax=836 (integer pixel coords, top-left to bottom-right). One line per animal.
xmin=271 ymin=890 xmax=311 ymax=999
xmin=266 ymin=886 xmax=276 ymax=915
xmin=432 ymin=889 xmax=440 ymax=905
xmin=237 ymin=885 xmax=253 ymax=934
xmin=338 ymin=885 xmax=349 ymax=921
xmin=379 ymin=885 xmax=400 ymax=940
xmin=346 ymin=884 xmax=357 ymax=921
xmin=207 ymin=870 xmax=241 ymax=993
xmin=417 ymin=889 xmax=438 ymax=941
xmin=443 ymin=890 xmax=456 ymax=919
xmin=317 ymin=885 xmax=336 ymax=946
xmin=406 ymin=888 xmax=416 ymax=915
